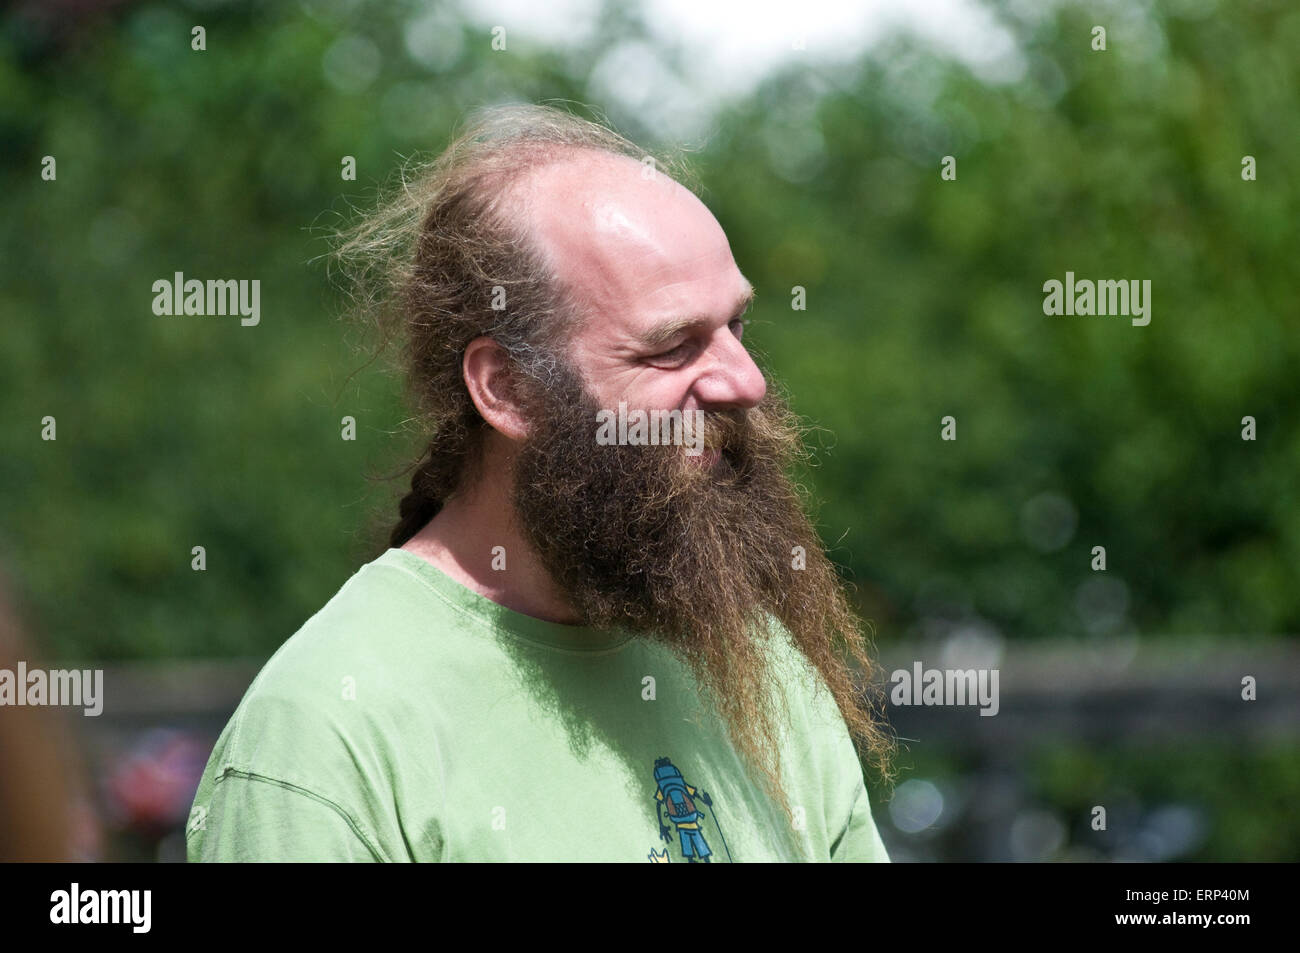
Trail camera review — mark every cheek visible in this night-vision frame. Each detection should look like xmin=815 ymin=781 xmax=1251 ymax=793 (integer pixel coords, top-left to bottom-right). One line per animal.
xmin=652 ymin=372 xmax=698 ymax=410
xmin=612 ymin=374 xmax=693 ymax=413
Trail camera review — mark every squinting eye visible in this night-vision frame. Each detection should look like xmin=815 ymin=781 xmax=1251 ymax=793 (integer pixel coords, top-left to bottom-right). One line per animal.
xmin=729 ymin=318 xmax=746 ymax=338
xmin=655 ymin=343 xmax=691 ymax=362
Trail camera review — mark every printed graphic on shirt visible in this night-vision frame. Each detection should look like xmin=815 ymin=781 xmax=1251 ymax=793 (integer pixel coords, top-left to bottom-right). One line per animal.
xmin=648 ymin=756 xmax=734 ymax=863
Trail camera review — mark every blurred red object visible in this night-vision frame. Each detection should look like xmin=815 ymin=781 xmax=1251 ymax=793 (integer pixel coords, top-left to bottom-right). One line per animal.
xmin=105 ymin=728 xmax=211 ymax=834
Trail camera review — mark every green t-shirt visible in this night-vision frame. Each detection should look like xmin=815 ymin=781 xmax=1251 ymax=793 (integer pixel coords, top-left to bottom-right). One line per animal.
xmin=186 ymin=548 xmax=890 ymax=863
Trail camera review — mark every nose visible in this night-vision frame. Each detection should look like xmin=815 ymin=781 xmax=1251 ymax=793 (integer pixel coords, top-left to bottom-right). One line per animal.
xmin=687 ymin=328 xmax=767 ymax=411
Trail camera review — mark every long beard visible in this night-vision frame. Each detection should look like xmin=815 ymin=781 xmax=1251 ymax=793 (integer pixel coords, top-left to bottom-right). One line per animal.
xmin=509 ymin=361 xmax=893 ymax=818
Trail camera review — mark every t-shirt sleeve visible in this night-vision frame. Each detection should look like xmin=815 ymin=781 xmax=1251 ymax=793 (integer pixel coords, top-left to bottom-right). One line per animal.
xmin=831 ymin=782 xmax=891 ymax=863
xmin=187 ymin=771 xmax=387 ymax=862
xmin=764 ymin=615 xmax=893 ymax=862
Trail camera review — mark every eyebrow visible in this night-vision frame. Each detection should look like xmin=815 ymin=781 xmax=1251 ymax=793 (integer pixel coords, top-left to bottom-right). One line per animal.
xmin=635 ymin=285 xmax=756 ymax=350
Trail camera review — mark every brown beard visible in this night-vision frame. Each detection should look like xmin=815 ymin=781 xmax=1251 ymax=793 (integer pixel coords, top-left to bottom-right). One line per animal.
xmin=509 ymin=360 xmax=896 ymax=821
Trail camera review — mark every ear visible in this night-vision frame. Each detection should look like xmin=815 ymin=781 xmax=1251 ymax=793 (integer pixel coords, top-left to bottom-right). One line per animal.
xmin=462 ymin=336 xmax=532 ymax=442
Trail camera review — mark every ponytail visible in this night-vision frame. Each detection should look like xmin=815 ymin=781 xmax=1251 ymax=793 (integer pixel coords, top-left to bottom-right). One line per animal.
xmin=389 ymin=459 xmax=442 ymax=548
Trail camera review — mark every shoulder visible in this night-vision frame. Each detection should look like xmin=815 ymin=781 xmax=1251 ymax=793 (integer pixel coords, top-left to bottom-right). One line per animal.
xmin=188 ymin=554 xmax=473 ymax=862
xmin=201 ymin=553 xmax=460 ymax=806
xmin=759 ymin=615 xmax=840 ymax=726
xmin=760 ymin=616 xmax=891 ymax=862
xmin=759 ymin=613 xmax=863 ymax=778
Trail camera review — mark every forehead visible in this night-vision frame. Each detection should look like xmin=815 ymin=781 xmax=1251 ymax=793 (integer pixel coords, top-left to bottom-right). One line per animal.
xmin=517 ymin=152 xmax=750 ymax=347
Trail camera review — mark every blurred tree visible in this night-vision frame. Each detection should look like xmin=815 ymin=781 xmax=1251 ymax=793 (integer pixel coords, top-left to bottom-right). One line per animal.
xmin=0 ymin=0 xmax=1294 ymax=654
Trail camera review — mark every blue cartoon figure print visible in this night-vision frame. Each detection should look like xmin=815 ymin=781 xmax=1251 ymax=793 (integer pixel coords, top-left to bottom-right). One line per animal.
xmin=651 ymin=756 xmax=733 ymax=863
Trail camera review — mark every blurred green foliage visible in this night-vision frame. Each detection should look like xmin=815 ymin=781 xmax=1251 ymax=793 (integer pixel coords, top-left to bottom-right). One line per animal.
xmin=709 ymin=3 xmax=1299 ymax=643
xmin=1 ymin=1 xmax=1295 ymax=655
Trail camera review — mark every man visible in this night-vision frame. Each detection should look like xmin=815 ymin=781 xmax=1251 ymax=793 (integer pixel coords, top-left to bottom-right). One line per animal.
xmin=187 ymin=104 xmax=896 ymax=862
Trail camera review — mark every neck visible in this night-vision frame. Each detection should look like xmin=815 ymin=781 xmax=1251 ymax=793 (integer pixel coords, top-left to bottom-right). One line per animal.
xmin=400 ymin=444 xmax=583 ymax=626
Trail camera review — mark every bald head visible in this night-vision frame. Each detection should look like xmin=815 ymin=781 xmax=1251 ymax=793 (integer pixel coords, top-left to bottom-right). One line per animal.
xmin=517 ymin=152 xmax=734 ymax=318
xmin=507 ymin=149 xmax=763 ymax=414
